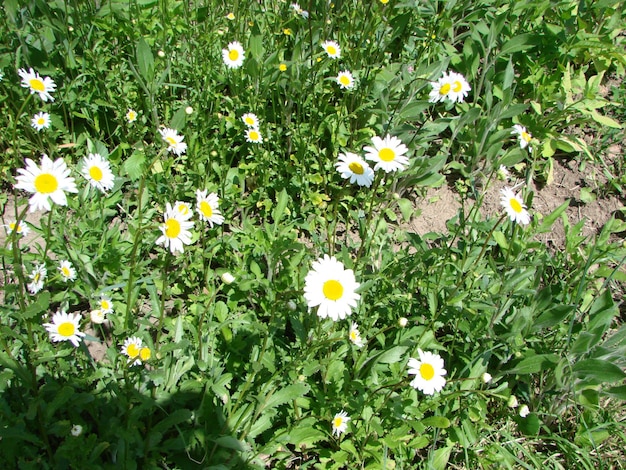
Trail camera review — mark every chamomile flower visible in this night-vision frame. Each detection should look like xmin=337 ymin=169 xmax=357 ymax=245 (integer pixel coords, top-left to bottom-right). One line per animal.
xmin=159 ymin=127 xmax=187 ymax=156
xmin=43 ymin=310 xmax=85 ymax=347
xmin=332 ymin=411 xmax=350 ymax=437
xmin=126 ymin=109 xmax=138 ymax=123
xmin=429 ymin=71 xmax=471 ymax=104
xmin=241 ymin=113 xmax=260 ymax=129
xmin=303 ymin=255 xmax=360 ymax=321
xmin=363 ymin=135 xmax=409 ymax=173
xmin=28 ymin=264 xmax=47 ymax=294
xmin=321 ymin=40 xmax=341 ymax=59
xmin=14 ymin=154 xmax=78 ymax=212
xmin=121 ymin=336 xmax=143 ymax=365
xmin=222 ymin=41 xmax=245 ymax=69
xmin=349 ymin=322 xmax=365 ymax=347
xmin=4 ymin=220 xmax=30 ymax=237
xmin=512 ymin=124 xmax=533 ymax=152
xmin=155 ymin=202 xmax=195 ymax=254
xmin=500 ymin=187 xmax=531 ymax=225
xmin=407 ymin=349 xmax=447 ymax=395
xmin=245 ymin=128 xmax=263 ymax=144
xmin=335 ymin=152 xmax=374 ymax=187
xmin=173 ymin=201 xmax=194 ymax=219
xmin=195 ymin=190 xmax=225 ymax=227
xmin=291 ymin=3 xmax=309 ymax=18
xmin=98 ymin=295 xmax=114 ymax=315
xmin=81 ymin=153 xmax=115 ymax=193
xmin=336 ymin=70 xmax=355 ymax=90
xmin=58 ymin=260 xmax=76 ymax=282
xmin=31 ymin=112 xmax=51 ymax=131
xmin=18 ymin=67 xmax=56 ymax=102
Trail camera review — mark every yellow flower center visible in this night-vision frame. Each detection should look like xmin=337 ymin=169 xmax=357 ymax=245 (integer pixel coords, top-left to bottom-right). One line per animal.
xmin=245 ymin=117 xmax=255 ymax=126
xmin=420 ymin=363 xmax=435 ymax=381
xmin=127 ymin=343 xmax=139 ymax=358
xmin=509 ymin=198 xmax=523 ymax=213
xmin=326 ymin=45 xmax=337 ymax=56
xmin=165 ymin=218 xmax=181 ymax=238
xmin=29 ymin=78 xmax=46 ymax=92
xmin=33 ymin=273 xmax=41 ymax=282
xmin=322 ymin=280 xmax=343 ymax=301
xmin=378 ymin=148 xmax=395 ymax=162
xmin=439 ymin=83 xmax=451 ymax=95
xmin=10 ymin=222 xmax=17 ymax=232
xmin=101 ymin=299 xmax=110 ymax=310
xmin=34 ymin=173 xmax=59 ymax=194
xmin=284 ymin=28 xmax=292 ymax=35
xmin=139 ymin=347 xmax=151 ymax=361
xmin=348 ymin=162 xmax=364 ymax=175
xmin=522 ymin=131 xmax=531 ymax=143
xmin=128 ymin=111 xmax=136 ymax=121
xmin=89 ymin=165 xmax=103 ymax=181
xmin=177 ymin=205 xmax=189 ymax=215
xmin=350 ymin=331 xmax=359 ymax=341
xmin=229 ymin=49 xmax=239 ymax=61
xmin=62 ymin=267 xmax=71 ymax=277
xmin=165 ymin=136 xmax=177 ymax=146
xmin=339 ymin=75 xmax=351 ymax=86
xmin=58 ymin=322 xmax=75 ymax=338
xmin=380 ymin=0 xmax=389 ymax=3
xmin=37 ymin=117 xmax=46 ymax=125
xmin=200 ymin=201 xmax=213 ymax=218
xmin=333 ymin=416 xmax=344 ymax=428
xmin=249 ymin=130 xmax=260 ymax=141
xmin=279 ymin=64 xmax=287 ymax=72
xmin=452 ymin=80 xmax=462 ymax=92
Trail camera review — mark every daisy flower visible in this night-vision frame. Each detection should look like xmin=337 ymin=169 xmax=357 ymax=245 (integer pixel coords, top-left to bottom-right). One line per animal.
xmin=98 ymin=295 xmax=114 ymax=315
xmin=14 ymin=154 xmax=78 ymax=212
xmin=159 ymin=127 xmax=187 ymax=156
xmin=349 ymin=322 xmax=365 ymax=347
xmin=241 ymin=113 xmax=260 ymax=129
xmin=291 ymin=3 xmax=309 ymax=18
xmin=58 ymin=260 xmax=76 ymax=282
xmin=336 ymin=70 xmax=355 ymax=90
xmin=407 ymin=349 xmax=447 ymax=395
xmin=222 ymin=41 xmax=245 ymax=69
xmin=43 ymin=310 xmax=85 ymax=347
xmin=28 ymin=264 xmax=47 ymax=294
xmin=155 ymin=202 xmax=195 ymax=254
xmin=335 ymin=152 xmax=375 ymax=187
xmin=332 ymin=411 xmax=350 ymax=437
xmin=173 ymin=201 xmax=194 ymax=219
xmin=121 ymin=336 xmax=147 ymax=365
xmin=126 ymin=109 xmax=138 ymax=123
xmin=245 ymin=128 xmax=263 ymax=144
xmin=18 ymin=67 xmax=56 ymax=102
xmin=31 ymin=112 xmax=51 ymax=131
xmin=363 ymin=134 xmax=409 ymax=173
xmin=90 ymin=309 xmax=105 ymax=324
xmin=196 ymin=190 xmax=225 ymax=227
xmin=4 ymin=220 xmax=30 ymax=237
xmin=81 ymin=153 xmax=115 ymax=193
xmin=321 ymin=40 xmax=341 ymax=59
xmin=303 ymin=254 xmax=360 ymax=321
xmin=429 ymin=71 xmax=471 ymax=104
xmin=512 ymin=124 xmax=533 ymax=152
xmin=500 ymin=187 xmax=531 ymax=225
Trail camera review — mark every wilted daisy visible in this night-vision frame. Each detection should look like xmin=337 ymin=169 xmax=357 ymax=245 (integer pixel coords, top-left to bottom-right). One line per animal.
xmin=225 ymin=12 xmax=235 ymax=20
xmin=126 ymin=109 xmax=138 ymax=123
xmin=90 ymin=309 xmax=105 ymax=324
xmin=28 ymin=264 xmax=47 ymax=294
xmin=519 ymin=404 xmax=530 ymax=418
xmin=173 ymin=201 xmax=194 ymax=219
xmin=98 ymin=294 xmax=114 ymax=315
xmin=321 ymin=40 xmax=341 ymax=59
xmin=4 ymin=220 xmax=30 ymax=237
xmin=336 ymin=70 xmax=355 ymax=90
xmin=497 ymin=165 xmax=511 ymax=181
xmin=429 ymin=71 xmax=471 ymax=104
xmin=363 ymin=135 xmax=409 ymax=173
xmin=335 ymin=152 xmax=374 ymax=187
xmin=332 ymin=411 xmax=350 ymax=437
xmin=222 ymin=41 xmax=245 ymax=69
xmin=408 ymin=349 xmax=447 ymax=395
xmin=58 ymin=260 xmax=76 ymax=282
xmin=245 ymin=128 xmax=263 ymax=144
xmin=18 ymin=67 xmax=56 ymax=102
xmin=81 ymin=153 xmax=115 ymax=193
xmin=304 ymin=254 xmax=360 ymax=321
xmin=43 ymin=310 xmax=85 ymax=347
xmin=14 ymin=154 xmax=78 ymax=212
xmin=159 ymin=127 xmax=187 ymax=156
xmin=155 ymin=202 xmax=195 ymax=254
xmin=500 ymin=187 xmax=531 ymax=225
xmin=349 ymin=322 xmax=365 ymax=347
xmin=482 ymin=372 xmax=493 ymax=384
xmin=512 ymin=124 xmax=533 ymax=152
xmin=31 ymin=112 xmax=51 ymax=131
xmin=291 ymin=3 xmax=309 ymax=18
xmin=241 ymin=113 xmax=260 ymax=128
xmin=196 ymin=190 xmax=225 ymax=227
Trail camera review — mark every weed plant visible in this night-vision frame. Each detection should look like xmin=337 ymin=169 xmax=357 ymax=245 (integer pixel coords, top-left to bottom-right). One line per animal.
xmin=1 ymin=0 xmax=625 ymax=468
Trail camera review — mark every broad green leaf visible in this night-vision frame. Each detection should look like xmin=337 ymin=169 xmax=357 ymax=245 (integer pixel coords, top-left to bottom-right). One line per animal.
xmin=263 ymin=383 xmax=309 ymax=410
xmin=397 ymin=198 xmax=413 ymax=222
xmin=377 ymin=346 xmax=408 ymax=364
xmin=22 ymin=291 xmax=50 ymax=319
xmin=533 ymin=305 xmax=575 ymax=331
xmin=500 ymin=33 xmax=536 ymax=55
xmin=590 ymin=110 xmax=622 ymax=129
xmin=152 ymin=409 xmax=192 ymax=434
xmin=573 ymin=359 xmax=626 ymax=383
xmin=421 ymin=416 xmax=451 ymax=428
xmin=430 ymin=446 xmax=453 ymax=470
xmin=136 ymin=37 xmax=154 ymax=82
xmin=123 ymin=151 xmax=145 ymax=181
xmin=536 ymin=200 xmax=569 ymax=234
xmin=215 ymin=436 xmax=245 ymax=451
xmin=506 ymin=354 xmax=559 ymax=375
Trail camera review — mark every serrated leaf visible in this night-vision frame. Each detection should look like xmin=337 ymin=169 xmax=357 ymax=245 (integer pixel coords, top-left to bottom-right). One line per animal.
xmin=123 ymin=151 xmax=145 ymax=181
xmin=264 ymin=383 xmax=309 ymax=410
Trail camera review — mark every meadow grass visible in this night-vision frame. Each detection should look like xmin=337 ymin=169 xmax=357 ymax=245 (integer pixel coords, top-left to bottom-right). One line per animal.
xmin=1 ymin=0 xmax=625 ymax=468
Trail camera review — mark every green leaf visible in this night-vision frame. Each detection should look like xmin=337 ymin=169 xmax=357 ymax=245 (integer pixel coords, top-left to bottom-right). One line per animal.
xmin=506 ymin=354 xmax=559 ymax=375
xmin=215 ymin=436 xmax=245 ymax=451
xmin=603 ymin=385 xmax=626 ymax=400
xmin=536 ymin=200 xmax=569 ymax=234
xmin=590 ymin=110 xmax=622 ymax=129
xmin=421 ymin=416 xmax=451 ymax=428
xmin=573 ymin=359 xmax=626 ymax=383
xmin=430 ymin=446 xmax=453 ymax=470
xmin=136 ymin=37 xmax=154 ymax=82
xmin=533 ymin=305 xmax=575 ymax=331
xmin=377 ymin=345 xmax=408 ymax=364
xmin=397 ymin=198 xmax=413 ymax=222
xmin=249 ymin=35 xmax=265 ymax=61
xmin=152 ymin=409 xmax=192 ymax=434
xmin=22 ymin=291 xmax=51 ymax=319
xmin=123 ymin=151 xmax=145 ymax=181
xmin=272 ymin=188 xmax=289 ymax=228
xmin=263 ymin=383 xmax=309 ymax=410
xmin=517 ymin=413 xmax=540 ymax=435
xmin=500 ymin=33 xmax=536 ymax=55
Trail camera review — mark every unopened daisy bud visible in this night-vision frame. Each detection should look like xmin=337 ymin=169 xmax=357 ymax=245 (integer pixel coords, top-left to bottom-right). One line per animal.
xmin=482 ymin=372 xmax=492 ymax=383
xmin=508 ymin=395 xmax=519 ymax=408
xmin=210 ymin=150 xmax=218 ymax=157
xmin=70 ymin=424 xmax=83 ymax=436
xmin=158 ymin=50 xmax=165 ymax=58
xmin=519 ymin=404 xmax=530 ymax=418
xmin=185 ymin=106 xmax=193 ymax=115
xmin=221 ymin=272 xmax=235 ymax=284
xmin=398 ymin=317 xmax=408 ymax=327
xmin=90 ymin=309 xmax=105 ymax=324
